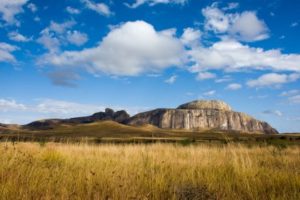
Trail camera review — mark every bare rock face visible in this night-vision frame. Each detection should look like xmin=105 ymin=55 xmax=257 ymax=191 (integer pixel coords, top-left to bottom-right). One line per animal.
xmin=127 ymin=100 xmax=278 ymax=134
xmin=177 ymin=100 xmax=232 ymax=111
xmin=24 ymin=108 xmax=130 ymax=130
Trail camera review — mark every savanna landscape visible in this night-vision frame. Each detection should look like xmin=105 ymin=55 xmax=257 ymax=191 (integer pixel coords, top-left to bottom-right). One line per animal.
xmin=1 ymin=0 xmax=300 ymax=199
xmin=1 ymin=118 xmax=300 ymax=199
xmin=1 ymin=142 xmax=300 ymax=200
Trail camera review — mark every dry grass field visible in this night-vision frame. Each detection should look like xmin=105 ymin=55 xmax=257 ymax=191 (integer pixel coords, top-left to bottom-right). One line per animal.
xmin=0 ymin=142 xmax=299 ymax=200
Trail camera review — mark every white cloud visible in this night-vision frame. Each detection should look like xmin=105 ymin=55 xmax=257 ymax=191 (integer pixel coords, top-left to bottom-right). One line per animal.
xmin=37 ymin=20 xmax=76 ymax=52
xmin=181 ymin=27 xmax=201 ymax=47
xmin=81 ymin=0 xmax=112 ymax=16
xmin=66 ymin=6 xmax=80 ymax=14
xmin=262 ymin=110 xmax=283 ymax=117
xmin=37 ymin=31 xmax=60 ymax=53
xmin=40 ymin=21 xmax=184 ymax=76
xmin=226 ymin=83 xmax=242 ymax=90
xmin=66 ymin=30 xmax=88 ymax=46
xmin=0 ymin=42 xmax=18 ymax=62
xmin=202 ymin=4 xmax=269 ymax=42
xmin=202 ymin=5 xmax=229 ymax=33
xmin=48 ymin=20 xmax=76 ymax=34
xmin=125 ymin=0 xmax=188 ymax=8
xmin=0 ymin=0 xmax=28 ymax=25
xmin=165 ymin=75 xmax=177 ymax=84
xmin=229 ymin=11 xmax=269 ymax=42
xmin=0 ymin=99 xmax=27 ymax=112
xmin=247 ymin=73 xmax=300 ymax=88
xmin=189 ymin=39 xmax=300 ymax=73
xmin=196 ymin=71 xmax=216 ymax=80
xmin=27 ymin=3 xmax=37 ymax=12
xmin=8 ymin=31 xmax=31 ymax=42
xmin=223 ymin=2 xmax=239 ymax=11
xmin=203 ymin=90 xmax=216 ymax=96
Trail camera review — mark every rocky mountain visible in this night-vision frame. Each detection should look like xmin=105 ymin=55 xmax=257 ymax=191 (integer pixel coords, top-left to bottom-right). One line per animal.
xmin=21 ymin=100 xmax=278 ymax=134
xmin=23 ymin=108 xmax=130 ymax=130
xmin=127 ymin=100 xmax=278 ymax=134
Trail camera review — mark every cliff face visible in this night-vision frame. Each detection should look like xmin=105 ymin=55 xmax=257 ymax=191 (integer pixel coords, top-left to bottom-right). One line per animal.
xmin=127 ymin=100 xmax=278 ymax=134
xmin=24 ymin=108 xmax=130 ymax=130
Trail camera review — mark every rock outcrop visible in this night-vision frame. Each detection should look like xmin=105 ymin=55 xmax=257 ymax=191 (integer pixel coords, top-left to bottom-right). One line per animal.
xmin=24 ymin=108 xmax=130 ymax=130
xmin=22 ymin=100 xmax=278 ymax=134
xmin=127 ymin=100 xmax=278 ymax=134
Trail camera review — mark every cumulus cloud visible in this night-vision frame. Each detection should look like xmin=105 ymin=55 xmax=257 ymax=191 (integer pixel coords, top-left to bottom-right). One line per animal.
xmin=66 ymin=6 xmax=80 ymax=14
xmin=226 ymin=83 xmax=242 ymax=90
xmin=125 ymin=0 xmax=188 ymax=8
xmin=37 ymin=20 xmax=86 ymax=52
xmin=247 ymin=73 xmax=300 ymax=88
xmin=81 ymin=0 xmax=112 ymax=16
xmin=229 ymin=11 xmax=269 ymax=41
xmin=165 ymin=75 xmax=177 ymax=84
xmin=40 ymin=21 xmax=184 ymax=76
xmin=202 ymin=5 xmax=229 ymax=33
xmin=37 ymin=30 xmax=61 ymax=53
xmin=0 ymin=0 xmax=28 ymax=25
xmin=188 ymin=39 xmax=300 ymax=73
xmin=8 ymin=31 xmax=31 ymax=42
xmin=180 ymin=27 xmax=201 ymax=47
xmin=202 ymin=4 xmax=269 ymax=42
xmin=66 ymin=30 xmax=88 ymax=46
xmin=48 ymin=20 xmax=76 ymax=34
xmin=0 ymin=42 xmax=18 ymax=62
xmin=0 ymin=99 xmax=27 ymax=111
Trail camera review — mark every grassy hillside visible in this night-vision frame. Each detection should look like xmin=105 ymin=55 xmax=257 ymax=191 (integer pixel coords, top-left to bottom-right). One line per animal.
xmin=0 ymin=142 xmax=299 ymax=200
xmin=0 ymin=120 xmax=299 ymax=146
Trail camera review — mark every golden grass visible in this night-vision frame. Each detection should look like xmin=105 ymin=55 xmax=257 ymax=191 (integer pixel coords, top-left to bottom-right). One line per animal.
xmin=0 ymin=142 xmax=299 ymax=200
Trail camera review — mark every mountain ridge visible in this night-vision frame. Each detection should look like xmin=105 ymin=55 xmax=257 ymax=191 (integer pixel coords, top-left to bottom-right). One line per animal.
xmin=2 ymin=100 xmax=278 ymax=134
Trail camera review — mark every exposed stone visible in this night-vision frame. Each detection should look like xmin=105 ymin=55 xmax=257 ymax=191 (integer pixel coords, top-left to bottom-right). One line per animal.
xmin=127 ymin=100 xmax=278 ymax=134
xmin=22 ymin=100 xmax=278 ymax=134
xmin=177 ymin=100 xmax=232 ymax=111
xmin=23 ymin=108 xmax=130 ymax=130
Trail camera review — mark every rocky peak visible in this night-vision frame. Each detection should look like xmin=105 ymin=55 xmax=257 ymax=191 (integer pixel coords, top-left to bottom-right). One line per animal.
xmin=177 ymin=100 xmax=232 ymax=111
xmin=24 ymin=108 xmax=130 ymax=130
xmin=128 ymin=100 xmax=278 ymax=134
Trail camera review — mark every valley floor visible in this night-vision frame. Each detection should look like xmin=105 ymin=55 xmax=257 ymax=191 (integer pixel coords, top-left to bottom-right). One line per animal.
xmin=0 ymin=142 xmax=299 ymax=200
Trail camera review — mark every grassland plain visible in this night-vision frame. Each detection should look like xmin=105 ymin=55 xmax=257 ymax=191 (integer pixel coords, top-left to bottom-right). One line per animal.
xmin=0 ymin=142 xmax=299 ymax=200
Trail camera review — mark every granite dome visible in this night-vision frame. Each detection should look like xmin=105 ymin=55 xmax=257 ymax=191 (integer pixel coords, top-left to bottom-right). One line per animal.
xmin=177 ymin=100 xmax=232 ymax=111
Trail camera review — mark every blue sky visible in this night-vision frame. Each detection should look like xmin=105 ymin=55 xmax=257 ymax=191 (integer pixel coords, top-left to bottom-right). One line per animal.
xmin=0 ymin=0 xmax=299 ymax=132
